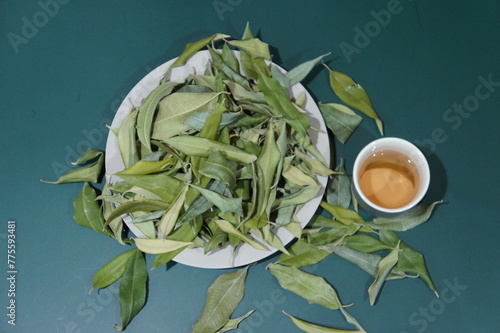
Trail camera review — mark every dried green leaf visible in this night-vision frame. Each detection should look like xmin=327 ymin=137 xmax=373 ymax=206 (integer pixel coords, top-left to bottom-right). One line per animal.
xmin=92 ymin=248 xmax=136 ymax=291
xmin=286 ymin=53 xmax=330 ymax=87
xmin=368 ymin=201 xmax=443 ymax=231
xmin=152 ymin=217 xmax=203 ymax=268
xmin=42 ymin=149 xmax=104 ymax=184
xmin=319 ymin=245 xmax=407 ymax=281
xmin=319 ymin=103 xmax=363 ymax=144
xmin=268 ymin=264 xmax=340 ymax=309
xmin=325 ymin=66 xmax=383 ymax=135
xmin=114 ymin=173 xmax=185 ymax=203
xmin=368 ymin=241 xmax=400 ymax=305
xmin=73 ymin=183 xmax=112 ymax=236
xmin=118 ymin=109 xmax=140 ymax=168
xmin=224 ymin=80 xmax=265 ymax=103
xmin=320 ymin=202 xmax=372 ymax=233
xmin=209 ymin=47 xmax=251 ymax=90
xmin=133 ymin=238 xmax=192 ymax=254
xmin=342 ymin=234 xmax=393 ymax=253
xmin=277 ymin=238 xmax=331 ymax=267
xmin=199 ymin=150 xmax=237 ymax=189
xmin=136 ymin=81 xmax=179 ymax=150
xmin=115 ymin=159 xmax=176 ymax=176
xmin=184 ymin=110 xmax=242 ymax=132
xmin=176 ymin=180 xmax=229 ymax=228
xmin=228 ymin=38 xmax=271 ymax=59
xmin=326 ymin=161 xmax=351 ymax=209
xmin=193 ymin=266 xmax=249 ymax=333
xmin=214 ymin=219 xmax=267 ymax=251
xmin=216 ymin=310 xmax=254 ymax=333
xmin=273 ymin=185 xmax=321 ymax=210
xmin=307 ymin=223 xmax=359 ymax=247
xmin=71 ymin=147 xmax=103 ymax=165
xmin=257 ymin=71 xmax=309 ymax=139
xmin=105 ymin=199 xmax=170 ymax=223
xmin=275 ymin=204 xmax=296 ymax=226
xmin=238 ymin=23 xmax=260 ymax=79
xmin=114 ymin=249 xmax=147 ymax=331
xmin=152 ymin=92 xmax=221 ymax=141
xmin=379 ymin=230 xmax=438 ymax=296
xmin=171 ymin=33 xmax=230 ymax=68
xmin=294 ymin=148 xmax=334 ymax=176
xmin=283 ymin=311 xmax=366 ymax=333
xmin=254 ymin=224 xmax=289 ymax=255
xmin=221 ymin=43 xmax=240 ymax=72
xmin=283 ymin=164 xmax=319 ymax=187
xmin=254 ymin=122 xmax=280 ymax=220
xmin=158 ymin=184 xmax=189 ymax=237
xmin=164 ymin=135 xmax=257 ymax=164
xmin=129 ymin=210 xmax=166 ymax=224
xmin=101 ymin=185 xmax=125 ymax=244
xmin=190 ymin=184 xmax=243 ymax=216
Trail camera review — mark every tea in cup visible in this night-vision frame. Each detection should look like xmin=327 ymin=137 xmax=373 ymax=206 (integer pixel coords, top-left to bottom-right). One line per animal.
xmin=352 ymin=137 xmax=430 ymax=215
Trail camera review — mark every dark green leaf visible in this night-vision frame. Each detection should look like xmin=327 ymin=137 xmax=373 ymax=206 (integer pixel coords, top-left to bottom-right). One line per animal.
xmin=73 ymin=183 xmax=112 ymax=236
xmin=92 ymin=249 xmax=136 ymax=291
xmin=342 ymin=234 xmax=393 ymax=253
xmin=106 ymin=199 xmax=170 ymax=223
xmin=171 ymin=33 xmax=229 ymax=68
xmin=136 ymin=81 xmax=179 ymax=150
xmin=114 ymin=249 xmax=147 ymax=331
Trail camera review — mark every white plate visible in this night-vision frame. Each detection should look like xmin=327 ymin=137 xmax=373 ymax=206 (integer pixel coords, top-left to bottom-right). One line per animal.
xmin=105 ymin=50 xmax=330 ymax=269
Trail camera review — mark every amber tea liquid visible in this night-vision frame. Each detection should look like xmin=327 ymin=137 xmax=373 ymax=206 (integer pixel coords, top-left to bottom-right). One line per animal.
xmin=358 ymin=150 xmax=420 ymax=209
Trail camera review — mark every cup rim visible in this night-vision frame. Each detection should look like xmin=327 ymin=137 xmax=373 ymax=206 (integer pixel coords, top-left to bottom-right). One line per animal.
xmin=352 ymin=137 xmax=430 ymax=214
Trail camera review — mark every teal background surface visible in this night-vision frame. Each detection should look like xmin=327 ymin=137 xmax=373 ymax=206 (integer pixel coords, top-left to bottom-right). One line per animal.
xmin=1 ymin=1 xmax=499 ymax=332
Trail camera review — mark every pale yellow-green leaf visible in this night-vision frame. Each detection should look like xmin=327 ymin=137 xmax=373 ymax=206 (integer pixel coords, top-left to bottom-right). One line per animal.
xmin=214 ymin=219 xmax=267 ymax=251
xmin=133 ymin=238 xmax=192 ymax=254
xmin=158 ymin=184 xmax=189 ymax=237
xmin=151 ymin=92 xmax=221 ymax=141
xmin=283 ymin=311 xmax=366 ymax=333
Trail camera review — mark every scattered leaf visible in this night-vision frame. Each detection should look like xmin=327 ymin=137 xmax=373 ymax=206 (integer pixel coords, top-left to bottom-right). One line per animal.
xmin=193 ymin=266 xmax=249 ymax=333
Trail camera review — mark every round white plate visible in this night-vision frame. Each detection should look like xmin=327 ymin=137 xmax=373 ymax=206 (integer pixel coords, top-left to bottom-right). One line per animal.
xmin=105 ymin=50 xmax=330 ymax=268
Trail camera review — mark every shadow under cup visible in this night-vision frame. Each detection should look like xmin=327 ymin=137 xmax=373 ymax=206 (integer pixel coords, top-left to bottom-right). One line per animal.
xmin=352 ymin=137 xmax=430 ymax=216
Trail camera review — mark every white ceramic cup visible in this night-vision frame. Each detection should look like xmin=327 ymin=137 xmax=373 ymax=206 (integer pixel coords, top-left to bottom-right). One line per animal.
xmin=352 ymin=137 xmax=430 ymax=216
